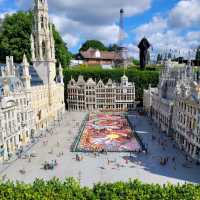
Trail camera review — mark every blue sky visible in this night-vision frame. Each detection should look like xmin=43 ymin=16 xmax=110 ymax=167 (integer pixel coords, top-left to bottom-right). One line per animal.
xmin=0 ymin=0 xmax=200 ymax=58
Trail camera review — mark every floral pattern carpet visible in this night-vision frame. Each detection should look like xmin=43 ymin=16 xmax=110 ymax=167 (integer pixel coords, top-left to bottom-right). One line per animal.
xmin=78 ymin=113 xmax=141 ymax=152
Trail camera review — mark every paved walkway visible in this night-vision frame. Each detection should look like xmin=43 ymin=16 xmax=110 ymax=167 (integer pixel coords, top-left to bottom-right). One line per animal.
xmin=0 ymin=111 xmax=200 ymax=187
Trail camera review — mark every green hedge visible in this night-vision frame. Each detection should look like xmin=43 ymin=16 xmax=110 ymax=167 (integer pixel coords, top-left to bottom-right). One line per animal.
xmin=0 ymin=178 xmax=199 ymax=200
xmin=63 ymin=68 xmax=159 ymax=101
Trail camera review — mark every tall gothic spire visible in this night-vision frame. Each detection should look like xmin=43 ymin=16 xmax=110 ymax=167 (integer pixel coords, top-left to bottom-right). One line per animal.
xmin=31 ymin=0 xmax=56 ymax=84
xmin=32 ymin=0 xmax=54 ymax=61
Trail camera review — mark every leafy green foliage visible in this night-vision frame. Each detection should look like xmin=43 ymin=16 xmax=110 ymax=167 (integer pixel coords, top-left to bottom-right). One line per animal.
xmin=79 ymin=40 xmax=108 ymax=52
xmin=132 ymin=59 xmax=140 ymax=66
xmin=0 ymin=11 xmax=71 ymax=66
xmin=0 ymin=11 xmax=32 ymax=63
xmin=0 ymin=178 xmax=200 ymax=200
xmin=107 ymin=44 xmax=120 ymax=51
xmin=52 ymin=25 xmax=72 ymax=67
xmin=63 ymin=67 xmax=159 ymax=101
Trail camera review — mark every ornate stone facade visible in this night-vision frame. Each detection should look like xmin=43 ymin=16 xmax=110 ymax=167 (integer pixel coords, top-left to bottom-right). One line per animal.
xmin=143 ymin=85 xmax=157 ymax=115
xmin=144 ymin=59 xmax=200 ymax=161
xmin=172 ymin=80 xmax=200 ymax=161
xmin=0 ymin=0 xmax=65 ymax=161
xmin=67 ymin=75 xmax=135 ymax=111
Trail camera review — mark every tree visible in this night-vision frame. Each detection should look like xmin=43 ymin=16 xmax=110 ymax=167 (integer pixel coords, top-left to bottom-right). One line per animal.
xmin=132 ymin=59 xmax=140 ymax=66
xmin=79 ymin=40 xmax=108 ymax=52
xmin=0 ymin=11 xmax=33 ymax=63
xmin=108 ymin=44 xmax=120 ymax=51
xmin=196 ymin=46 xmax=200 ymax=66
xmin=0 ymin=11 xmax=71 ymax=66
xmin=52 ymin=25 xmax=71 ymax=67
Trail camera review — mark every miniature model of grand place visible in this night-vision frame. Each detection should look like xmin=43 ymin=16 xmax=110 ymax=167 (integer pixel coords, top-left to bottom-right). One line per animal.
xmin=143 ymin=59 xmax=200 ymax=162
xmin=0 ymin=0 xmax=65 ymax=161
xmin=67 ymin=75 xmax=135 ymax=112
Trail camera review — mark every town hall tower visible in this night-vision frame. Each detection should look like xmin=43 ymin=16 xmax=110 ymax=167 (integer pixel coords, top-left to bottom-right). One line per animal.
xmin=31 ymin=0 xmax=56 ymax=84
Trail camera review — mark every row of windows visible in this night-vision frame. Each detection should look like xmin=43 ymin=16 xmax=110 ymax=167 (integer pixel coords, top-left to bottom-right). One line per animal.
xmin=3 ymin=110 xmax=15 ymax=120
xmin=177 ymin=112 xmax=196 ymax=130
xmin=16 ymin=98 xmax=28 ymax=107
xmin=178 ymin=101 xmax=197 ymax=115
xmin=68 ymin=95 xmax=134 ymax=101
xmin=68 ymin=88 xmax=134 ymax=94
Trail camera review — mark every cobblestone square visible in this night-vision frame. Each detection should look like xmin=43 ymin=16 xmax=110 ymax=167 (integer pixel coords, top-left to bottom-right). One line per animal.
xmin=1 ymin=111 xmax=200 ymax=187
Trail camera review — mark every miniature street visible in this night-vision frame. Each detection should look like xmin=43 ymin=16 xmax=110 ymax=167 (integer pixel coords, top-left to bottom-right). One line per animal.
xmin=0 ymin=111 xmax=200 ymax=187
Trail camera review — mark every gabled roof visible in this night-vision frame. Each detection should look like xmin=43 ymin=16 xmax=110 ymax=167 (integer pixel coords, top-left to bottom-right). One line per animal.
xmin=0 ymin=76 xmax=23 ymax=96
xmin=79 ymin=48 xmax=121 ymax=60
xmin=0 ymin=63 xmax=43 ymax=86
xmin=77 ymin=75 xmax=85 ymax=85
xmin=97 ymin=79 xmax=104 ymax=86
xmin=86 ymin=78 xmax=96 ymax=85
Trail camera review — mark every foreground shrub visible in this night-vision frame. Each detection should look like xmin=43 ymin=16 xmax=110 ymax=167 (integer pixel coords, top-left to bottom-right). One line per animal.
xmin=0 ymin=178 xmax=200 ymax=200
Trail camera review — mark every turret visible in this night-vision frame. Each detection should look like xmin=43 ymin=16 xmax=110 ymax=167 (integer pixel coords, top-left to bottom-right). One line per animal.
xmin=121 ymin=74 xmax=128 ymax=87
xmin=185 ymin=56 xmax=193 ymax=79
xmin=34 ymin=0 xmax=48 ymax=10
xmin=5 ymin=56 xmax=15 ymax=76
xmin=21 ymin=54 xmax=31 ymax=89
xmin=58 ymin=63 xmax=64 ymax=84
xmin=2 ymin=78 xmax=10 ymax=96
xmin=30 ymin=34 xmax=35 ymax=60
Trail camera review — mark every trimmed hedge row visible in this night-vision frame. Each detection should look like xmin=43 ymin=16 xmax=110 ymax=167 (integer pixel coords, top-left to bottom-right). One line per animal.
xmin=0 ymin=178 xmax=199 ymax=200
xmin=63 ymin=68 xmax=159 ymax=101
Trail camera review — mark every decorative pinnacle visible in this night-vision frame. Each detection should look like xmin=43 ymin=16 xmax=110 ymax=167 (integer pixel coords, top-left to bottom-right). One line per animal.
xmin=23 ymin=54 xmax=29 ymax=66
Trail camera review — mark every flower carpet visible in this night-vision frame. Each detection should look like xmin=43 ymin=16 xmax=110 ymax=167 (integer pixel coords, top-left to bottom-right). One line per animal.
xmin=77 ymin=113 xmax=141 ymax=152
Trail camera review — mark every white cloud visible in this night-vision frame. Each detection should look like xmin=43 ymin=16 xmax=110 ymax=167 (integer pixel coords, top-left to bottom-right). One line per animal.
xmin=134 ymin=16 xmax=167 ymax=41
xmin=0 ymin=10 xmax=16 ymax=19
xmin=127 ymin=43 xmax=139 ymax=59
xmin=63 ymin=34 xmax=80 ymax=49
xmin=168 ymin=0 xmax=200 ymax=28
xmin=51 ymin=14 xmax=119 ymax=48
xmin=135 ymin=16 xmax=167 ymax=36
xmin=16 ymin=0 xmax=152 ymax=49
xmin=132 ymin=1 xmax=200 ymax=60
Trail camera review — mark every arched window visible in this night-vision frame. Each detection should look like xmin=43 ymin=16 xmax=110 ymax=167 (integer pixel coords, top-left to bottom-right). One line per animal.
xmin=42 ymin=41 xmax=46 ymax=59
xmin=33 ymin=35 xmax=37 ymax=57
xmin=41 ymin=16 xmax=44 ymax=29
xmin=34 ymin=42 xmax=37 ymax=57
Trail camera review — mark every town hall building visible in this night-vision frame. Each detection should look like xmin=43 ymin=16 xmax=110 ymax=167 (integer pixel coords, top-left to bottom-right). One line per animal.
xmin=0 ymin=0 xmax=65 ymax=161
